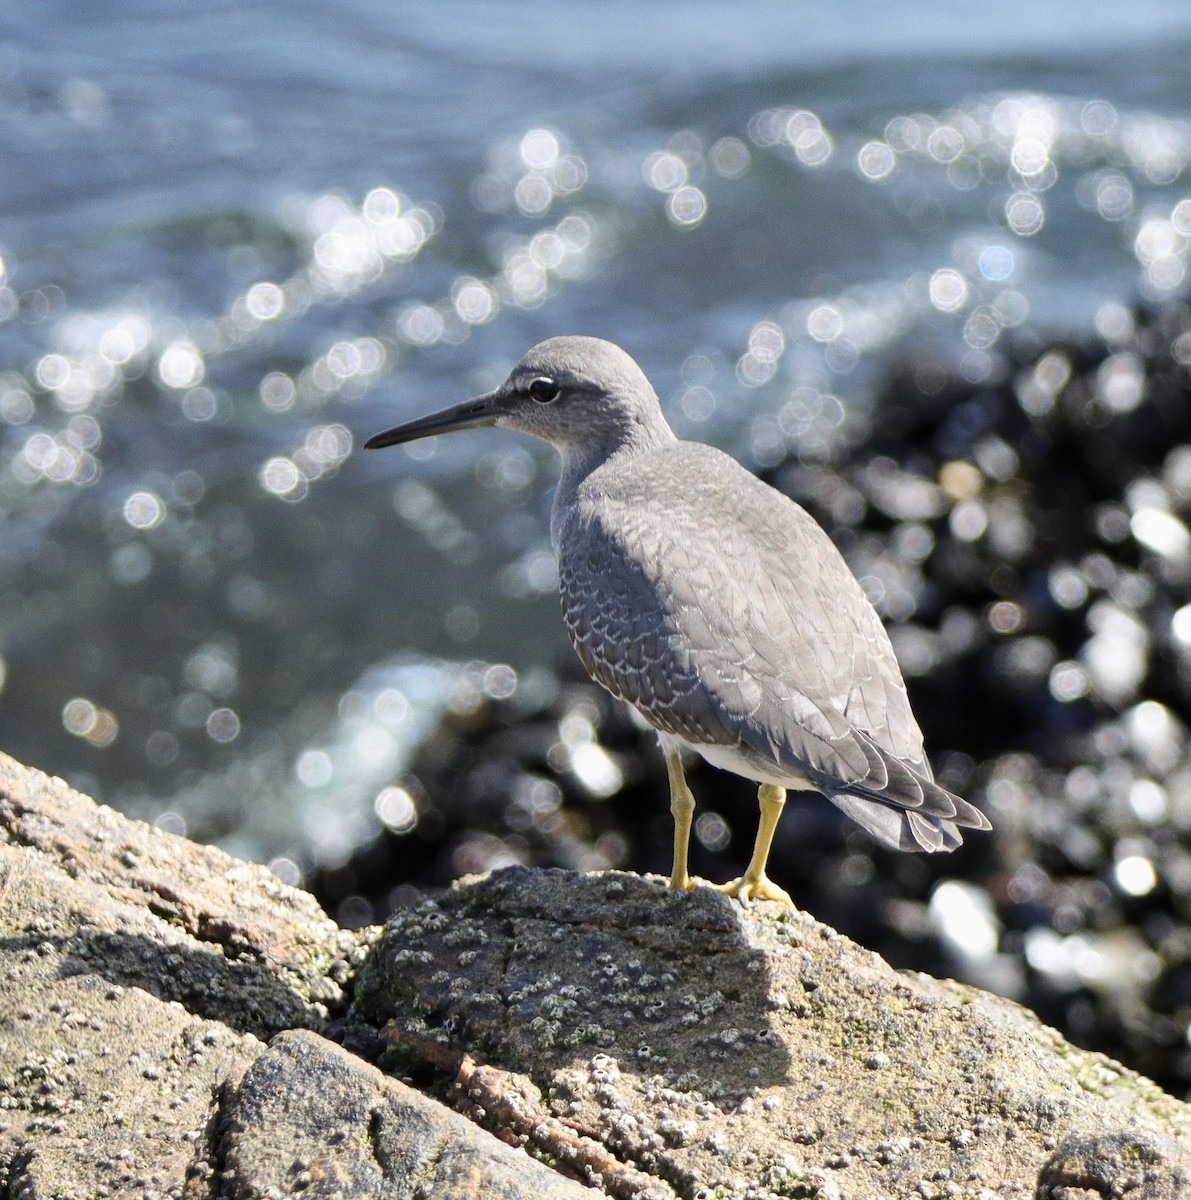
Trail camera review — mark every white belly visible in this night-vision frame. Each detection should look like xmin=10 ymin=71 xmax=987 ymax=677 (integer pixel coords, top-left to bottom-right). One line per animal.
xmin=656 ymin=731 xmax=815 ymax=791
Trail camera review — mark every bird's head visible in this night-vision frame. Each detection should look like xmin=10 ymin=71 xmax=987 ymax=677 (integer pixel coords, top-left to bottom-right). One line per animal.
xmin=364 ymin=336 xmax=673 ymax=461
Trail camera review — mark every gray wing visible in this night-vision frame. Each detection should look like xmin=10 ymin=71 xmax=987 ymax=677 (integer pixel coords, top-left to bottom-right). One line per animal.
xmin=556 ymin=441 xmax=989 ymax=851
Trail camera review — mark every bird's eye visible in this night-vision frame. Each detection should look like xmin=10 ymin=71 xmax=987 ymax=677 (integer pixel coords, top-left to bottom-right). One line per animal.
xmin=527 ymin=376 xmax=560 ymax=403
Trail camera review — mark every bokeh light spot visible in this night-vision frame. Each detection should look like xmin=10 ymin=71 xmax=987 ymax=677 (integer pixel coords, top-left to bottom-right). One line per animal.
xmin=375 ymin=786 xmax=417 ymax=833
xmin=950 ymin=499 xmax=988 ymax=541
xmin=260 ymin=456 xmax=305 ymax=501
xmin=296 ymin=749 xmax=333 ymax=788
xmin=929 ymin=268 xmax=969 ymax=313
xmin=520 ymin=128 xmax=560 ymax=170
xmin=206 ymin=707 xmax=241 ymax=743
xmin=710 ymin=137 xmax=750 ymax=178
xmin=857 ymin=141 xmax=895 ymax=181
xmin=1114 ymin=855 xmax=1157 ymax=897
xmin=1131 ymin=507 xmax=1191 ymax=563
xmin=62 ymin=697 xmax=119 ymax=748
xmin=268 ymin=857 xmax=302 ymax=887
xmin=123 ymin=490 xmax=164 ymax=529
xmin=484 ymin=664 xmax=517 ymax=698
xmin=245 ymin=282 xmax=285 ymax=321
xmin=1049 ymin=661 xmax=1090 ymax=702
xmin=1172 ymin=604 xmax=1191 ymax=648
xmin=930 ymin=880 xmax=998 ymax=959
xmin=694 ymin=811 xmax=731 ymax=852
xmin=260 ymin=372 xmax=297 ymax=412
xmin=158 ymin=340 xmax=205 ymax=389
xmin=644 ymin=151 xmax=688 ymax=193
xmin=667 ymin=187 xmax=707 ymax=227
xmin=807 ymin=304 xmax=843 ymax=342
xmin=569 ymin=742 xmax=623 ymax=798
xmin=977 ymin=245 xmax=1015 ymax=281
xmin=986 ymin=600 xmax=1025 ymax=634
xmin=181 ymin=387 xmax=218 ymax=422
xmin=1006 ymin=193 xmax=1045 ymax=236
xmin=452 ymin=277 xmax=498 ymax=325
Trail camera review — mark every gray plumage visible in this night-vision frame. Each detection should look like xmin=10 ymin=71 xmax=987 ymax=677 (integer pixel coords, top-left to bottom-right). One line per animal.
xmin=366 ymin=336 xmax=989 ymax=896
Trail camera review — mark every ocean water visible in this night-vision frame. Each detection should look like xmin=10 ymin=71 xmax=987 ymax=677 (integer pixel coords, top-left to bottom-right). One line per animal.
xmin=2 ymin=0 xmax=1190 ymax=878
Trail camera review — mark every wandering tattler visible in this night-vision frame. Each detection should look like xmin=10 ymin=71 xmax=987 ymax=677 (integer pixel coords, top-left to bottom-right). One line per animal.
xmin=366 ymin=336 xmax=990 ymax=904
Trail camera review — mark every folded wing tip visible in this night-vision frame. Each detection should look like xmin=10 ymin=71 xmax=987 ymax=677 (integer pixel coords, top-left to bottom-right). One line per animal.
xmin=819 ymin=746 xmax=991 ymax=853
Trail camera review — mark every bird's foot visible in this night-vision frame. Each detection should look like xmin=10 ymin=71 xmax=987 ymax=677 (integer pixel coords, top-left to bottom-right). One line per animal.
xmin=666 ymin=870 xmax=697 ymax=893
xmin=714 ymin=872 xmax=793 ymax=907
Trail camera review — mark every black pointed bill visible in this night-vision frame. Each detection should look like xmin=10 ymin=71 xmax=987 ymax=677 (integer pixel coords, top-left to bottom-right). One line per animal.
xmin=364 ymin=389 xmax=503 ymax=450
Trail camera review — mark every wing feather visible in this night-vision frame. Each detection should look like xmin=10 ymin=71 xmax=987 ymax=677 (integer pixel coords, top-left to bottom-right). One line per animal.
xmin=554 ymin=440 xmax=989 ymax=849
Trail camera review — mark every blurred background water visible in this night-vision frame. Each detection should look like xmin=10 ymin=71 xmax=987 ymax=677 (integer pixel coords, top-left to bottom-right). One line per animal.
xmin=5 ymin=0 xmax=1191 ymax=1081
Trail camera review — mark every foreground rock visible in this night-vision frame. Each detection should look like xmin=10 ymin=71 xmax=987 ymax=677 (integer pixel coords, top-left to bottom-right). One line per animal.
xmin=0 ymin=753 xmax=586 ymax=1199
xmin=357 ymin=868 xmax=1191 ymax=1198
xmin=1 ymin=751 xmax=1189 ymax=1198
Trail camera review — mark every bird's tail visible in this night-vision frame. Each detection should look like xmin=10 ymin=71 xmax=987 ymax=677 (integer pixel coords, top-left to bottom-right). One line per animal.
xmin=824 ymin=750 xmax=991 ymax=852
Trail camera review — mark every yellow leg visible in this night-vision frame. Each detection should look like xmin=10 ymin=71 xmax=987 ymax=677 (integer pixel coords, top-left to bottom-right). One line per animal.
xmin=663 ymin=745 xmax=697 ymax=892
xmin=715 ymin=785 xmax=793 ymax=905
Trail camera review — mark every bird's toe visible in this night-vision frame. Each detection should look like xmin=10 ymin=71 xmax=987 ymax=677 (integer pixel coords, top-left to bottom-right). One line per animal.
xmin=714 ymin=872 xmax=794 ymax=907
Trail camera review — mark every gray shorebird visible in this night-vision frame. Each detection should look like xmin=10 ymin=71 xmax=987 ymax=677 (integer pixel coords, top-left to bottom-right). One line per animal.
xmin=365 ymin=336 xmax=989 ymax=903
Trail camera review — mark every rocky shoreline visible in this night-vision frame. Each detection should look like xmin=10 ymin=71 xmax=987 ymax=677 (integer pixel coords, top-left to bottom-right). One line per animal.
xmin=3 ymin=751 xmax=1190 ymax=1197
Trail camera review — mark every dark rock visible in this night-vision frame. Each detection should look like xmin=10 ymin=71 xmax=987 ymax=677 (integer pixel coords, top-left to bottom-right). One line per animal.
xmin=219 ymin=1030 xmax=594 ymax=1199
xmin=1038 ymin=1130 xmax=1191 ymax=1199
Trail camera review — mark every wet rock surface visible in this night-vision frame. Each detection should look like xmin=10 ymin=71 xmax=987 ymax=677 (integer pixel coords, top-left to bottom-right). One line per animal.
xmin=4 ymin=751 xmax=1189 ymax=1198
